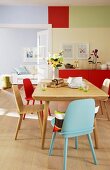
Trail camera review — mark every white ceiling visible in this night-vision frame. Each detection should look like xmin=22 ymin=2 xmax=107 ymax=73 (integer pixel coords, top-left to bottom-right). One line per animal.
xmin=0 ymin=0 xmax=110 ymax=6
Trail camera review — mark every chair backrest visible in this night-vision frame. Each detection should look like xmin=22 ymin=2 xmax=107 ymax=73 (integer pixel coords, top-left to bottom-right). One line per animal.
xmin=23 ymin=78 xmax=34 ymax=99
xmin=61 ymin=99 xmax=95 ymax=136
xmin=12 ymin=85 xmax=23 ymax=113
xmin=101 ymin=78 xmax=110 ymax=94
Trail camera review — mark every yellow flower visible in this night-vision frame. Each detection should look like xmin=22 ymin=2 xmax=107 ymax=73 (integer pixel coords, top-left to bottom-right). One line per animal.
xmin=48 ymin=51 xmax=64 ymax=68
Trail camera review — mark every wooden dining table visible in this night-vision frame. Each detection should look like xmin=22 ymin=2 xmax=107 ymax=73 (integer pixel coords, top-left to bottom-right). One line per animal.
xmin=32 ymin=79 xmax=109 ymax=149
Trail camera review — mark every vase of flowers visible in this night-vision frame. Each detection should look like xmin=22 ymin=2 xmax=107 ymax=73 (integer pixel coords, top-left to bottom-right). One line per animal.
xmin=48 ymin=51 xmax=64 ymax=79
xmin=88 ymin=49 xmax=101 ymax=69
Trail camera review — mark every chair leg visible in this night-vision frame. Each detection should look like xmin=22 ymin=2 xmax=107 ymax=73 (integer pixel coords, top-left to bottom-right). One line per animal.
xmin=48 ymin=108 xmax=51 ymax=116
xmin=49 ymin=132 xmax=56 ymax=156
xmin=104 ymin=101 xmax=110 ymax=120
xmin=40 ymin=100 xmax=42 ymax=104
xmin=23 ymin=100 xmax=29 ymax=120
xmin=64 ymin=138 xmax=68 ymax=170
xmin=33 ymin=100 xmax=35 ymax=105
xmin=100 ymin=100 xmax=103 ymax=115
xmin=27 ymin=100 xmax=29 ymax=105
xmin=15 ymin=114 xmax=23 ymax=140
xmin=75 ymin=136 xmax=78 ymax=150
xmin=40 ymin=100 xmax=51 ymax=116
xmin=87 ymin=134 xmax=98 ymax=165
xmin=93 ymin=118 xmax=99 ymax=149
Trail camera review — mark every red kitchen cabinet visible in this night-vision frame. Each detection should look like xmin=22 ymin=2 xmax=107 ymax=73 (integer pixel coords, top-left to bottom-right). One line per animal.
xmin=59 ymin=69 xmax=89 ymax=80
xmin=59 ymin=69 xmax=110 ymax=95
xmin=88 ymin=70 xmax=110 ymax=88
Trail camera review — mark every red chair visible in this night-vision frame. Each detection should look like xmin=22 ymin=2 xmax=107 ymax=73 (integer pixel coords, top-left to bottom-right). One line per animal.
xmin=23 ymin=78 xmax=36 ymax=105
xmin=23 ymin=78 xmax=42 ymax=119
xmin=23 ymin=78 xmax=51 ymax=119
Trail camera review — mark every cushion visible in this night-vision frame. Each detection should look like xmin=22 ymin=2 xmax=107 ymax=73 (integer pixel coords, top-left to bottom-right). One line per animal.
xmin=53 ymin=110 xmax=65 ymax=132
xmin=14 ymin=66 xmax=29 ymax=75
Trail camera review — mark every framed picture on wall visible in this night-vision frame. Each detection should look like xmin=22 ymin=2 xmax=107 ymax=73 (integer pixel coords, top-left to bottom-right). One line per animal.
xmin=77 ymin=43 xmax=89 ymax=59
xmin=24 ymin=47 xmax=38 ymax=62
xmin=62 ymin=44 xmax=74 ymax=59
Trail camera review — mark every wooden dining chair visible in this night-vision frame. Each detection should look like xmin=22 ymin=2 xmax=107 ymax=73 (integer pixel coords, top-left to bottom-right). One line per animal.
xmin=12 ymin=84 xmax=44 ymax=140
xmin=100 ymin=78 xmax=110 ymax=120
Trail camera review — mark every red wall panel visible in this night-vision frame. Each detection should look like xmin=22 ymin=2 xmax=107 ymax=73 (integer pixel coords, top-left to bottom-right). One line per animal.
xmin=48 ymin=6 xmax=69 ymax=28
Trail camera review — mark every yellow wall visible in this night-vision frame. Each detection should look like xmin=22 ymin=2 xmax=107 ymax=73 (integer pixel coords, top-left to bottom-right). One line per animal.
xmin=52 ymin=28 xmax=110 ymax=69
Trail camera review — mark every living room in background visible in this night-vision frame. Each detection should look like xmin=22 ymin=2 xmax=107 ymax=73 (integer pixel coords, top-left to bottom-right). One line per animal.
xmin=0 ymin=24 xmax=52 ymax=77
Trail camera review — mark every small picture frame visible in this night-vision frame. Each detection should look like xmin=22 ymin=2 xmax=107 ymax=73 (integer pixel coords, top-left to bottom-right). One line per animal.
xmin=24 ymin=47 xmax=37 ymax=62
xmin=62 ymin=44 xmax=74 ymax=59
xmin=77 ymin=43 xmax=89 ymax=59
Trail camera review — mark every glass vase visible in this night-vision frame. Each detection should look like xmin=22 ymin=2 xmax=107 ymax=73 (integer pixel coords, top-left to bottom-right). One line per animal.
xmin=52 ymin=67 xmax=59 ymax=79
xmin=52 ymin=67 xmax=56 ymax=79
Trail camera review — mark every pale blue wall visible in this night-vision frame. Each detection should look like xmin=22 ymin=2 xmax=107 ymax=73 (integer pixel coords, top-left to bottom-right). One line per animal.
xmin=0 ymin=5 xmax=48 ymax=74
xmin=0 ymin=5 xmax=48 ymax=24
xmin=0 ymin=28 xmax=40 ymax=74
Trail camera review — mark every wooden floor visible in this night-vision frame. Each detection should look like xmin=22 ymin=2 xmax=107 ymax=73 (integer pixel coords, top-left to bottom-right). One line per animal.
xmin=0 ymin=88 xmax=110 ymax=170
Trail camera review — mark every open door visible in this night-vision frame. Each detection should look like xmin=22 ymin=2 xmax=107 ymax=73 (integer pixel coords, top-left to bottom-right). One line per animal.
xmin=37 ymin=30 xmax=49 ymax=62
xmin=37 ymin=30 xmax=50 ymax=79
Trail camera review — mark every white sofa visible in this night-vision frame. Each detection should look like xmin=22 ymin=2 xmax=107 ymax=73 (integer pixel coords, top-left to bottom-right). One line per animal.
xmin=11 ymin=64 xmax=49 ymax=84
xmin=12 ymin=73 xmax=38 ymax=84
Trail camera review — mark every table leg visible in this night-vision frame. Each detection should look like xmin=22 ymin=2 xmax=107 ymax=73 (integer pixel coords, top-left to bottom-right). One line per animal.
xmin=41 ymin=101 xmax=49 ymax=149
xmin=93 ymin=118 xmax=99 ymax=149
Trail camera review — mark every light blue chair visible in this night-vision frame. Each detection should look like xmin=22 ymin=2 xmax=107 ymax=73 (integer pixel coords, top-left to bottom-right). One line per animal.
xmin=49 ymin=99 xmax=98 ymax=170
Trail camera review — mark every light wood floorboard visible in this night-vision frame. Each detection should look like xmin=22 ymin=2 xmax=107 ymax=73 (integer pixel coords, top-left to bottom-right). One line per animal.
xmin=0 ymin=88 xmax=110 ymax=170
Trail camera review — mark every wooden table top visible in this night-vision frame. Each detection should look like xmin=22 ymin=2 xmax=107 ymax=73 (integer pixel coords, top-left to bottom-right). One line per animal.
xmin=32 ymin=79 xmax=108 ymax=101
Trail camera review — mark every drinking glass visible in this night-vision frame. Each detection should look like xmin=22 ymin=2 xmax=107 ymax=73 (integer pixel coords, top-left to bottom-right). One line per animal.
xmin=41 ymin=83 xmax=47 ymax=91
xmin=83 ymin=84 xmax=89 ymax=92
